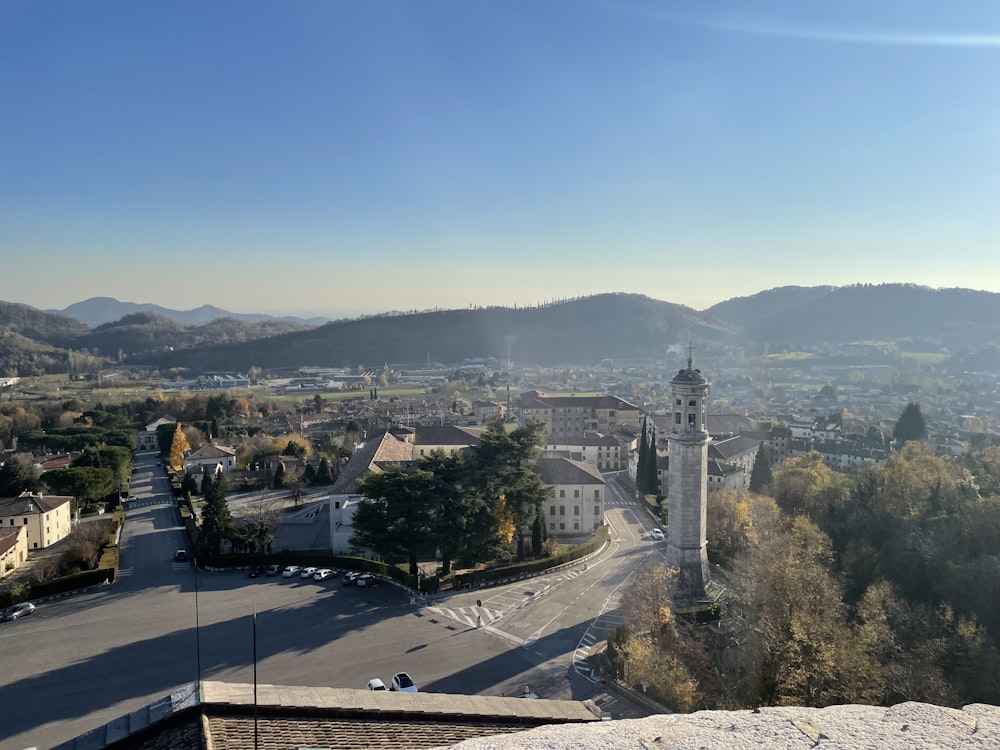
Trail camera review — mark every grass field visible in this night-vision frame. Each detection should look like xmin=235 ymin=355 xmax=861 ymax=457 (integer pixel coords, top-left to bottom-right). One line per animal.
xmin=899 ymin=352 xmax=949 ymax=364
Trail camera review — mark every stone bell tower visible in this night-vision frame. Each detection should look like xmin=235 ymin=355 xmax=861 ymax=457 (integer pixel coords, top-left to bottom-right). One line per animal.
xmin=666 ymin=348 xmax=711 ymax=601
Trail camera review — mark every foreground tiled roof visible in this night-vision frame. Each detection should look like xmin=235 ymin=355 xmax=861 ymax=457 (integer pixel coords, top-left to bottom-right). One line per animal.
xmin=53 ymin=681 xmax=600 ymax=750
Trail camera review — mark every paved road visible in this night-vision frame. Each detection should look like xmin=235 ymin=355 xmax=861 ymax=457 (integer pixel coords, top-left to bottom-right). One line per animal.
xmin=0 ymin=462 xmax=659 ymax=749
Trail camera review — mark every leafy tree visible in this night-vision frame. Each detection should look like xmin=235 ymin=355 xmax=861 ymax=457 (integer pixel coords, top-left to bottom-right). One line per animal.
xmin=893 ymin=401 xmax=927 ymax=446
xmin=770 ymin=451 xmax=844 ymax=526
xmin=42 ymin=467 xmax=115 ymax=510
xmin=199 ymin=470 xmax=232 ymax=556
xmin=353 ymin=465 xmax=435 ymax=575
xmin=748 ymin=443 xmax=772 ymax=493
xmin=0 ymin=454 xmax=41 ymax=496
xmin=471 ymin=421 xmax=551 ymax=561
xmin=169 ymin=424 xmax=191 ymax=470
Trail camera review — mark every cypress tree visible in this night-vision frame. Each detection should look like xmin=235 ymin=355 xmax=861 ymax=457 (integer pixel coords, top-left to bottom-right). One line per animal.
xmin=637 ymin=416 xmax=649 ymax=495
xmin=749 ymin=442 xmax=773 ymax=493
xmin=646 ymin=425 xmax=659 ymax=496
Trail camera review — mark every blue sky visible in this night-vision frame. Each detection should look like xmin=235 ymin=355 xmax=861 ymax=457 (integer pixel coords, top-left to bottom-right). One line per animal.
xmin=1 ymin=0 xmax=998 ymax=318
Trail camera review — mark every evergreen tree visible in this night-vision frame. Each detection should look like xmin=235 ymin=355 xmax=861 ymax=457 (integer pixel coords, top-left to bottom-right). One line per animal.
xmin=316 ymin=456 xmax=335 ymax=485
xmin=200 ymin=470 xmax=232 ymax=556
xmin=169 ymin=424 xmax=191 ymax=471
xmin=637 ymin=416 xmax=649 ymax=495
xmin=181 ymin=470 xmax=198 ymax=499
xmin=532 ymin=507 xmax=544 ymax=556
xmin=200 ymin=466 xmax=213 ymax=496
xmin=303 ymin=463 xmax=317 ymax=485
xmin=893 ymin=402 xmax=928 ymax=446
xmin=273 ymin=461 xmax=286 ymax=489
xmin=471 ymin=420 xmax=551 ymax=561
xmin=749 ymin=443 xmax=773 ymax=493
xmin=645 ymin=426 xmax=659 ymax=496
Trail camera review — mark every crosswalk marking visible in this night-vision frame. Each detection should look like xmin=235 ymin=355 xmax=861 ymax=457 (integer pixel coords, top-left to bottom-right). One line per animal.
xmin=172 ymin=562 xmax=191 ymax=572
xmin=117 ymin=568 xmax=133 ymax=577
xmin=425 ymin=605 xmax=504 ymax=627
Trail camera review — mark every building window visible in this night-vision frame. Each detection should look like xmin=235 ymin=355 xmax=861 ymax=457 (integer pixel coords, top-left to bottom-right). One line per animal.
xmin=689 ymin=399 xmax=697 ymax=406
xmin=574 ymin=522 xmax=579 ymax=530
xmin=594 ymin=490 xmax=601 ymax=499
xmin=675 ymin=399 xmax=681 ymax=406
xmin=573 ymin=505 xmax=580 ymax=515
xmin=559 ymin=506 xmax=565 ymax=515
xmin=23 ymin=518 xmax=28 ymax=525
xmin=688 ymin=413 xmax=696 ymax=427
xmin=550 ymin=506 xmax=556 ymax=516
xmin=559 ymin=489 xmax=565 ymax=498
xmin=594 ymin=505 xmax=600 ymax=516
xmin=574 ymin=490 xmax=580 ymax=498
xmin=675 ymin=413 xmax=681 ymax=424
xmin=559 ymin=523 xmax=565 ymax=530
xmin=550 ymin=523 xmax=556 ymax=530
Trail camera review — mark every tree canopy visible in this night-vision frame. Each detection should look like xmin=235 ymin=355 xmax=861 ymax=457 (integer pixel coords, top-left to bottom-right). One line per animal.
xmin=893 ymin=401 xmax=928 ymax=445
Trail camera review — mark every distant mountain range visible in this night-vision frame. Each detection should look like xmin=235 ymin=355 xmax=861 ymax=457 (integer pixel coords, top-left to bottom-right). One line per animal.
xmin=49 ymin=297 xmax=330 ymax=328
xmin=2 ymin=284 xmax=999 ymax=375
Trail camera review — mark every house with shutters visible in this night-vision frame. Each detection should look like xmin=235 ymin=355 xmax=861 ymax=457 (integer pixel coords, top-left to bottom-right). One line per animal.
xmin=536 ymin=457 xmax=605 ymax=538
xmin=0 ymin=491 xmax=73 ymax=551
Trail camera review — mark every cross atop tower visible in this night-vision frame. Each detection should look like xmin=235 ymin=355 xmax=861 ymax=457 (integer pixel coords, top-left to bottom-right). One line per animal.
xmin=687 ymin=342 xmax=695 ymax=370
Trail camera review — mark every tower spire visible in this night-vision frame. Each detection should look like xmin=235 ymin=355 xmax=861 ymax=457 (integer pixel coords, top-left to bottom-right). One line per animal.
xmin=687 ymin=342 xmax=695 ymax=370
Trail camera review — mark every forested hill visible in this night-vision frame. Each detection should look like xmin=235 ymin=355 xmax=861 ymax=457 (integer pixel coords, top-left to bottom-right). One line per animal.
xmin=0 ymin=301 xmax=88 ymax=341
xmin=134 ymin=293 xmax=732 ymax=370
xmin=731 ymin=284 xmax=1000 ymax=346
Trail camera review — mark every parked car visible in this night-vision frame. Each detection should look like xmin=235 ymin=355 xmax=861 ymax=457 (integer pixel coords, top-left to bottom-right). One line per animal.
xmin=650 ymin=528 xmax=664 ymax=541
xmin=127 ymin=495 xmax=137 ymax=502
xmin=174 ymin=550 xmax=188 ymax=562
xmin=390 ymin=672 xmax=417 ymax=693
xmin=313 ymin=568 xmax=333 ymax=581
xmin=248 ymin=566 xmax=263 ymax=578
xmin=2 ymin=602 xmax=35 ymax=621
xmin=265 ymin=564 xmax=281 ymax=576
xmin=300 ymin=566 xmax=318 ymax=579
xmin=342 ymin=571 xmax=360 ymax=586
xmin=282 ymin=565 xmax=302 ymax=578
xmin=357 ymin=573 xmax=379 ymax=588
xmin=367 ymin=678 xmax=388 ymax=691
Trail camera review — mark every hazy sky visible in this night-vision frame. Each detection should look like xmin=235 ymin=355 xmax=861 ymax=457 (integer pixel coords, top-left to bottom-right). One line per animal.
xmin=2 ymin=1 xmax=998 ymax=318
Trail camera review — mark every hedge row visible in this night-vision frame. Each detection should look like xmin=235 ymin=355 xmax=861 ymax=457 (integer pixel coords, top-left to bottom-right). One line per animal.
xmin=452 ymin=525 xmax=610 ymax=588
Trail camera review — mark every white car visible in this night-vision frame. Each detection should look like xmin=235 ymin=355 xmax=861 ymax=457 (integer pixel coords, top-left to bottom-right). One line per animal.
xmin=300 ymin=567 xmax=317 ymax=579
xmin=391 ymin=672 xmax=417 ymax=693
xmin=367 ymin=678 xmax=387 ymax=691
xmin=357 ymin=573 xmax=380 ymax=587
xmin=281 ymin=565 xmax=302 ymax=578
xmin=2 ymin=602 xmax=35 ymax=621
xmin=651 ymin=528 xmax=664 ymax=541
xmin=313 ymin=568 xmax=333 ymax=581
